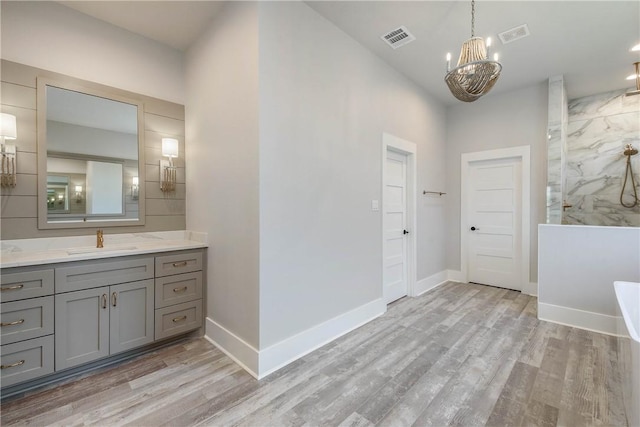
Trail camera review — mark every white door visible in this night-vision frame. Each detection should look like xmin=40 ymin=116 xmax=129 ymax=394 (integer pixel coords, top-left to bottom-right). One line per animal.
xmin=383 ymin=150 xmax=409 ymax=303
xmin=467 ymin=157 xmax=522 ymax=290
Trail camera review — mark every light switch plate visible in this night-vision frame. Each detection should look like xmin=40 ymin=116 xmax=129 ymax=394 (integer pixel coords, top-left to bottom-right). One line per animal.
xmin=371 ymin=200 xmax=379 ymax=211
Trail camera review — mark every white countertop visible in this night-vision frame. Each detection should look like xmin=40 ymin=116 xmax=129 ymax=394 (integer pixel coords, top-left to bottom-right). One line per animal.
xmin=0 ymin=230 xmax=208 ymax=269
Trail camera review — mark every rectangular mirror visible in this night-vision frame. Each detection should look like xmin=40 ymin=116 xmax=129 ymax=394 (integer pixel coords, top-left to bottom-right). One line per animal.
xmin=37 ymin=77 xmax=145 ymax=229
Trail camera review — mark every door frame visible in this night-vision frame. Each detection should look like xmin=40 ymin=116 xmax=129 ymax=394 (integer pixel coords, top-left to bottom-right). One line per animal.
xmin=382 ymin=133 xmax=417 ymax=299
xmin=460 ymin=146 xmax=530 ymax=290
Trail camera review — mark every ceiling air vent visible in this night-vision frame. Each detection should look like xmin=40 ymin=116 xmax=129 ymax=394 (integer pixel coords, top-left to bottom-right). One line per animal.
xmin=381 ymin=26 xmax=416 ymax=49
xmin=498 ymin=24 xmax=530 ymax=44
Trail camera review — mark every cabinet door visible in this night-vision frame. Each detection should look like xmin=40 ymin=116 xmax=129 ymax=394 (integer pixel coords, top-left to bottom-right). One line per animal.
xmin=155 ymin=300 xmax=202 ymax=341
xmin=109 ymin=280 xmax=154 ymax=354
xmin=1 ymin=336 xmax=54 ymax=388
xmin=1 ymin=296 xmax=54 ymax=345
xmin=155 ymin=272 xmax=203 ymax=309
xmin=56 ymin=257 xmax=154 ymax=293
xmin=155 ymin=251 xmax=203 ymax=277
xmin=1 ymin=268 xmax=54 ymax=303
xmin=55 ymin=287 xmax=109 ymax=371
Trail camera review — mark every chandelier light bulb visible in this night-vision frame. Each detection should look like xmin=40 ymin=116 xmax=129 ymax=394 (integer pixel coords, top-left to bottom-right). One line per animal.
xmin=631 ymin=43 xmax=640 ymax=52
xmin=486 ymin=37 xmax=492 ymax=47
xmin=626 ymin=74 xmax=639 ymax=81
xmin=494 ymin=53 xmax=499 ymax=61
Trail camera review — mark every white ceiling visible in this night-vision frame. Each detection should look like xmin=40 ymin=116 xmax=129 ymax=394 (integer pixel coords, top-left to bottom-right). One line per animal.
xmin=58 ymin=1 xmax=224 ymax=51
xmin=57 ymin=1 xmax=640 ymax=106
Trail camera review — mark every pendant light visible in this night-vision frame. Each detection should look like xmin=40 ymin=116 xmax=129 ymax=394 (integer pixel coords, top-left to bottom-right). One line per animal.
xmin=445 ymin=0 xmax=502 ymax=102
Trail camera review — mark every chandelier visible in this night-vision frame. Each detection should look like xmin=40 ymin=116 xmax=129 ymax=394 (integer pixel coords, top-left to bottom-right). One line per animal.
xmin=445 ymin=0 xmax=502 ymax=102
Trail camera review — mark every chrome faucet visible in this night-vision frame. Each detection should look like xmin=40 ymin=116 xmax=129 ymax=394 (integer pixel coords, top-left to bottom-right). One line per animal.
xmin=97 ymin=229 xmax=104 ymax=248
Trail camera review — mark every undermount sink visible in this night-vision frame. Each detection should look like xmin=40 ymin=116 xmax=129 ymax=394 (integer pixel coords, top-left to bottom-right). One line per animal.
xmin=66 ymin=246 xmax=138 ymax=255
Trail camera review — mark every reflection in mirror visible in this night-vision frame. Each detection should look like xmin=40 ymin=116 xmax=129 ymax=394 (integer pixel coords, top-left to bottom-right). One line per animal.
xmin=46 ymin=175 xmax=69 ymax=213
xmin=47 ymin=155 xmax=127 ymax=217
xmin=38 ymin=78 xmax=144 ymax=228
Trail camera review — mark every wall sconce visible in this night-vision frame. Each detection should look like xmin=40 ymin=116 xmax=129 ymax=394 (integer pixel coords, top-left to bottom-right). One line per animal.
xmin=1 ymin=113 xmax=18 ymax=188
xmin=75 ymin=185 xmax=83 ymax=203
xmin=160 ymin=138 xmax=178 ymax=192
xmin=132 ymin=176 xmax=139 ymax=200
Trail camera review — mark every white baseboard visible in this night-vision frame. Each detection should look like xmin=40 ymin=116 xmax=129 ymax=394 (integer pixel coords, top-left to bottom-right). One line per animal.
xmin=447 ymin=270 xmax=466 ymax=283
xmin=258 ymin=298 xmax=386 ymax=379
xmin=538 ymin=302 xmax=620 ymax=336
xmin=414 ymin=271 xmax=449 ymax=296
xmin=204 ymin=318 xmax=259 ymax=379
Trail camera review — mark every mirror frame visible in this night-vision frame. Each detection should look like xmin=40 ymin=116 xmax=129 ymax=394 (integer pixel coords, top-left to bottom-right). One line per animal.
xmin=37 ymin=76 xmax=146 ymax=229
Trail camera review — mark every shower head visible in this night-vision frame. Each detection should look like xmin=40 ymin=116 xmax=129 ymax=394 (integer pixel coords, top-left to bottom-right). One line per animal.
xmin=624 ymin=144 xmax=639 ymax=156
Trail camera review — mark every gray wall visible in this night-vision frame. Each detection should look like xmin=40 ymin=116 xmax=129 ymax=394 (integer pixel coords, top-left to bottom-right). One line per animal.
xmin=185 ymin=2 xmax=260 ymax=349
xmin=1 ymin=1 xmax=184 ymax=104
xmin=539 ymin=224 xmax=640 ymax=317
xmin=445 ymin=83 xmax=548 ymax=283
xmin=185 ymin=1 xmax=447 ymax=351
xmin=1 ymin=2 xmax=186 ymax=239
xmin=258 ymin=2 xmax=447 ymax=348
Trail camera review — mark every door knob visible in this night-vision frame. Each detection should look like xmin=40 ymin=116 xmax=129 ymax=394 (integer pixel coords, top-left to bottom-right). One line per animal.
xmin=470 ymin=226 xmax=479 ymax=231
xmin=403 ymin=229 xmax=409 ymax=235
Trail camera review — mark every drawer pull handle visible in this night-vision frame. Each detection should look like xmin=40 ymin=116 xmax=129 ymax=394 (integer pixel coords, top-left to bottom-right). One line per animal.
xmin=172 ymin=315 xmax=187 ymax=323
xmin=173 ymin=286 xmax=188 ymax=293
xmin=172 ymin=261 xmax=188 ymax=268
xmin=0 ymin=319 xmax=25 ymax=327
xmin=1 ymin=284 xmax=24 ymax=292
xmin=102 ymin=294 xmax=108 ymax=309
xmin=112 ymin=292 xmax=117 ymax=307
xmin=1 ymin=360 xmax=25 ymax=370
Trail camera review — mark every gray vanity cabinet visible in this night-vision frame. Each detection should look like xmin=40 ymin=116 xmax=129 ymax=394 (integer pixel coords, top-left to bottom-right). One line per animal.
xmin=1 ymin=267 xmax=55 ymax=387
xmin=55 ymin=279 xmax=154 ymax=370
xmin=154 ymin=251 xmax=203 ymax=340
xmin=1 ymin=248 xmax=205 ymax=392
xmin=55 ymin=287 xmax=110 ymax=370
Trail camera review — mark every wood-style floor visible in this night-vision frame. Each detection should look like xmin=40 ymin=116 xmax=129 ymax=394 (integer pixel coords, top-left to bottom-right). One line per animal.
xmin=0 ymin=282 xmax=626 ymax=426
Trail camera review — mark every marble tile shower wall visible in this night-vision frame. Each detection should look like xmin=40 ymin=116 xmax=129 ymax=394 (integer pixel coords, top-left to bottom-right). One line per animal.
xmin=565 ymin=90 xmax=640 ymax=226
xmin=546 ymin=76 xmax=567 ymax=224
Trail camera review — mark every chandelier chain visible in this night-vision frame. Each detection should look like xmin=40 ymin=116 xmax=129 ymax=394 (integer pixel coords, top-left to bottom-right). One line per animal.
xmin=471 ymin=0 xmax=475 ymax=37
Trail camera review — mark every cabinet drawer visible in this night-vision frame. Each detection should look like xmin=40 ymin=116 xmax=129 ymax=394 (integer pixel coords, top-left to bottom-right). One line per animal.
xmin=1 ymin=296 xmax=54 ymax=345
xmin=0 ymin=269 xmax=54 ymax=303
xmin=56 ymin=256 xmax=154 ymax=293
xmin=1 ymin=335 xmax=54 ymax=388
xmin=155 ymin=251 xmax=202 ymax=277
xmin=155 ymin=272 xmax=202 ymax=309
xmin=155 ymin=300 xmax=202 ymax=340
